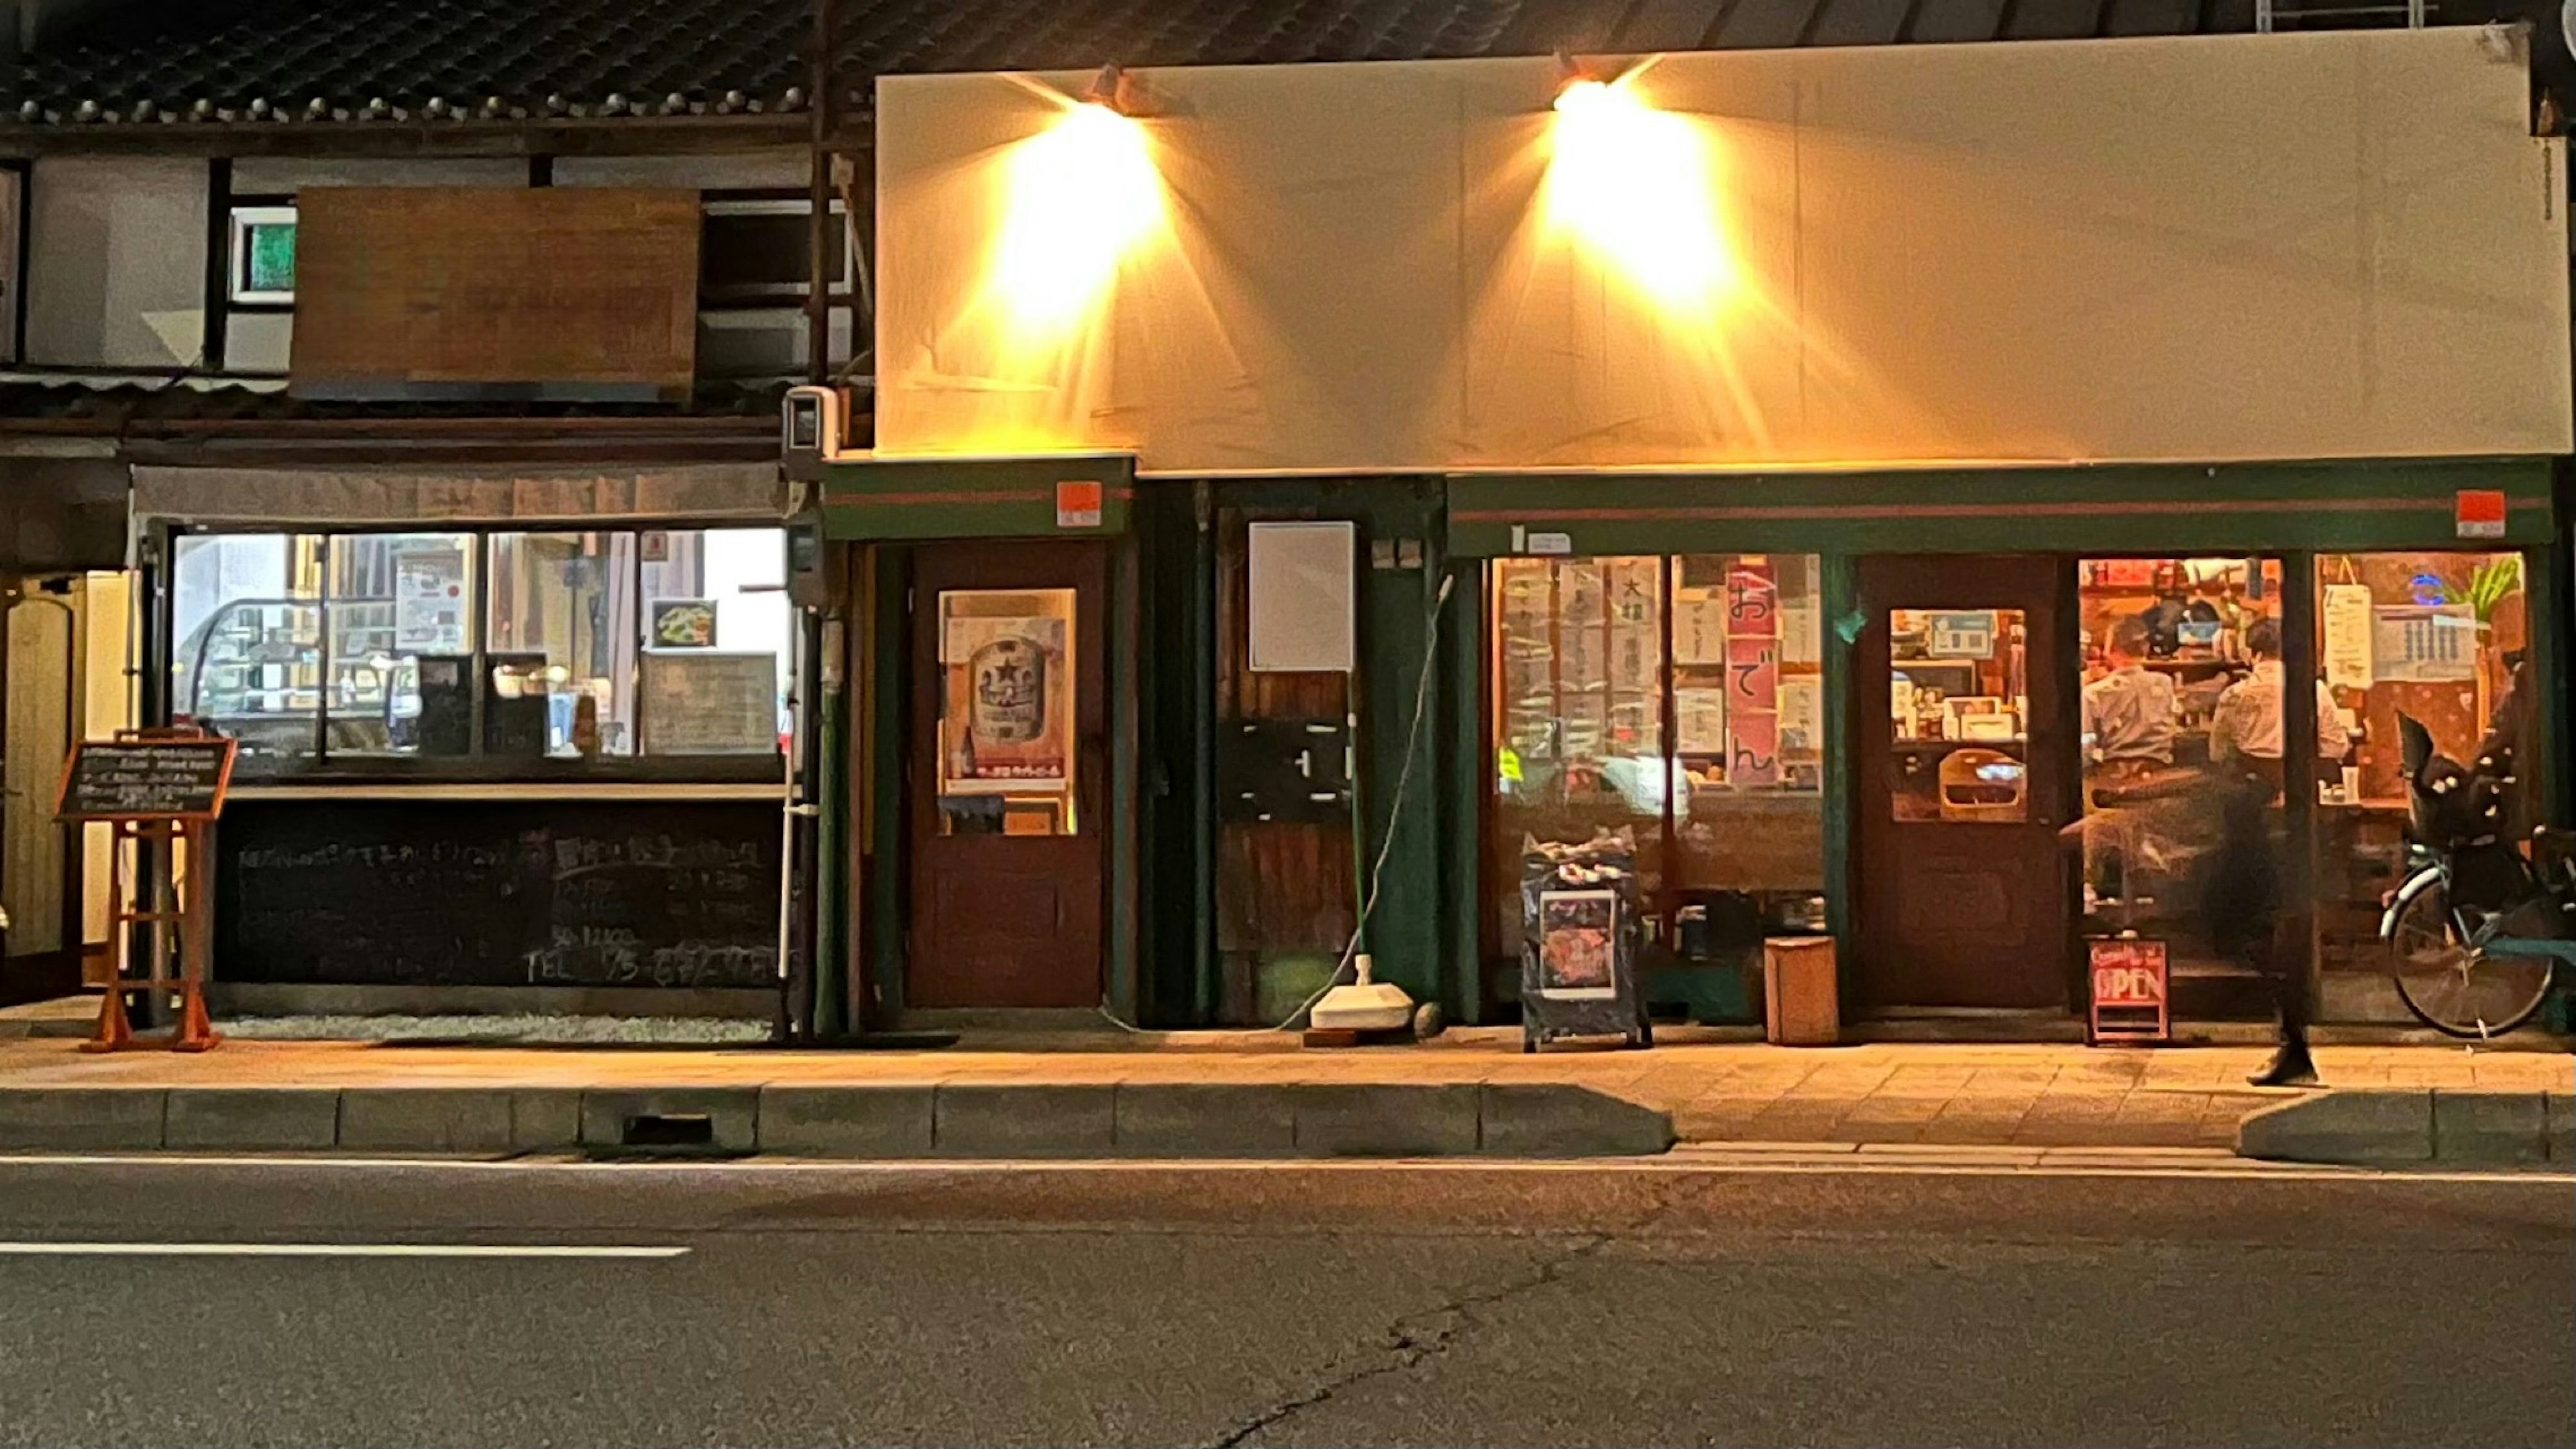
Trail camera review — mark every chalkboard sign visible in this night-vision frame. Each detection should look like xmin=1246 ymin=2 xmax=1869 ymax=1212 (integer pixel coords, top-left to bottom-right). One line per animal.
xmin=57 ymin=737 xmax=237 ymax=820
xmin=215 ymin=800 xmax=782 ymax=991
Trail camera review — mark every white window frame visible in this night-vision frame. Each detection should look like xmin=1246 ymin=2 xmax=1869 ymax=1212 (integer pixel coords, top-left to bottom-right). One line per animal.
xmin=227 ymin=204 xmax=299 ymax=305
xmin=700 ymin=197 xmax=853 ymax=302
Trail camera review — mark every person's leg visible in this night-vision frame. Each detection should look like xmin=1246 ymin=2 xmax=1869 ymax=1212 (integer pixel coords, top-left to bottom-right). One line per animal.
xmin=2249 ymin=873 xmax=2318 ymax=1087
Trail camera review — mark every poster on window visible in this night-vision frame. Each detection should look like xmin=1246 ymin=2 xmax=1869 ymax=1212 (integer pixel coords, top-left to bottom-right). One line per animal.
xmin=1727 ymin=710 xmax=1781 ymax=789
xmin=390 ymin=543 xmax=468 ymax=654
xmin=2322 ymin=584 xmax=2374 ymax=690
xmin=648 ymin=598 xmax=718 ymax=649
xmin=940 ymin=592 xmax=1074 ymax=794
xmin=1674 ymin=590 xmax=1727 ymax=666
xmin=2372 ymin=604 xmax=2477 ymax=684
xmin=1536 ymin=889 xmax=1619 ymax=1000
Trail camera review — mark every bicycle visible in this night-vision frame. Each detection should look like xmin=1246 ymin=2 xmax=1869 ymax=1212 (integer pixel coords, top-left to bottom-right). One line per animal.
xmin=2379 ymin=714 xmax=2567 ymax=1038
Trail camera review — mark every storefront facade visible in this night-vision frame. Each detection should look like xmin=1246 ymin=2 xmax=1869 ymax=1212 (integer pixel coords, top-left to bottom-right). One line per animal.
xmin=820 ymin=30 xmax=2574 ymax=1037
xmin=136 ymin=462 xmax=798 ymax=1020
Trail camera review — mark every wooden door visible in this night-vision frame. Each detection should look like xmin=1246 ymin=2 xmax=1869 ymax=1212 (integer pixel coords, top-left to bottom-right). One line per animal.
xmin=906 ymin=541 xmax=1108 ymax=1010
xmin=1854 ymin=555 xmax=2075 ymax=1011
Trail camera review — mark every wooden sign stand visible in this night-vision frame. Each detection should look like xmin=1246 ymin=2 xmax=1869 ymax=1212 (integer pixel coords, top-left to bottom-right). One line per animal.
xmin=56 ymin=724 xmax=236 ymax=1054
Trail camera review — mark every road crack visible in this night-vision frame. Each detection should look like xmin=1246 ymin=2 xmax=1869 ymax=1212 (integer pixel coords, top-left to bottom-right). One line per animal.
xmin=1200 ymin=1177 xmax=1684 ymax=1448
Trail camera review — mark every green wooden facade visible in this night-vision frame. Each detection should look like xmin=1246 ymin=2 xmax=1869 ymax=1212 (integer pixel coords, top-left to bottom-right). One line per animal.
xmin=812 ymin=453 xmax=2567 ymax=1032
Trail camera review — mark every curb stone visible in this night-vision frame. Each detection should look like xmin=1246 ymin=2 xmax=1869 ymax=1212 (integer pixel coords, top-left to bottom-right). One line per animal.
xmin=0 ymin=1082 xmax=1676 ymax=1159
xmin=2237 ymin=1089 xmax=2575 ymax=1166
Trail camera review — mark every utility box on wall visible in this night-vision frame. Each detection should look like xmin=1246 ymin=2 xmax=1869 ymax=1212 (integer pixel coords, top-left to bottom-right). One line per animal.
xmin=1246 ymin=521 xmax=1356 ymax=674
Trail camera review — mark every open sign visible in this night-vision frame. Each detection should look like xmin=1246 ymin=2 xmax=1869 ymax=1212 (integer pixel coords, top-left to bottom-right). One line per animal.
xmin=2087 ymin=937 xmax=2170 ymax=1044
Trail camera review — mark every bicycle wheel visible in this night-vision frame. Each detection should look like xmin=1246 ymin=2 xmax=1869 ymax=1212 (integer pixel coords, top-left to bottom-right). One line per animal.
xmin=2387 ymin=874 xmax=2557 ymax=1038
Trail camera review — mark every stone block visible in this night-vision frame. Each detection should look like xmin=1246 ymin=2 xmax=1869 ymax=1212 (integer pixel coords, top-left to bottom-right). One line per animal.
xmin=0 ymin=1088 xmax=166 ymax=1150
xmin=1113 ymin=1084 xmax=1297 ymax=1156
xmin=2546 ymin=1093 xmax=2575 ymax=1164
xmin=1291 ymin=1084 xmax=1479 ymax=1157
xmin=578 ymin=1087 xmax=760 ymax=1154
xmin=934 ymin=1084 xmax=1116 ymax=1157
xmin=2235 ymin=1089 xmax=2431 ymax=1165
xmin=1478 ymin=1083 xmax=1674 ymax=1157
xmin=163 ymin=1089 xmax=341 ymax=1151
xmin=758 ymin=1085 xmax=936 ymax=1157
xmin=337 ymin=1089 xmax=515 ymax=1154
xmin=508 ymin=1089 xmax=584 ymax=1151
xmin=2430 ymin=1090 xmax=2550 ymax=1165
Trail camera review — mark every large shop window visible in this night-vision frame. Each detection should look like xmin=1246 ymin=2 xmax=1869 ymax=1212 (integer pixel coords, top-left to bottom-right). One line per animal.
xmin=2074 ymin=558 xmax=2292 ymax=979
xmin=2312 ymin=551 xmax=2531 ymax=993
xmin=171 ymin=527 xmax=788 ymax=773
xmin=1491 ymin=555 xmax=1826 ymax=961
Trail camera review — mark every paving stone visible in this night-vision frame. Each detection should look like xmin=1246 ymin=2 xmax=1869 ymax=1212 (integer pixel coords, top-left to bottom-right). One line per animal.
xmin=164 ymin=1088 xmax=339 ymax=1150
xmin=338 ymin=1089 xmax=515 ymax=1153
xmin=1477 ymin=1084 xmax=1673 ymax=1157
xmin=935 ymin=1084 xmax=1116 ymax=1157
xmin=2430 ymin=1089 xmax=2550 ymax=1163
xmin=1293 ymin=1083 xmax=1478 ymax=1156
xmin=509 ymin=1089 xmax=583 ymax=1150
xmin=1112 ymin=1084 xmax=1296 ymax=1156
xmin=2237 ymin=1089 xmax=2432 ymax=1165
xmin=759 ymin=1085 xmax=936 ymax=1157
xmin=0 ymin=1088 xmax=166 ymax=1150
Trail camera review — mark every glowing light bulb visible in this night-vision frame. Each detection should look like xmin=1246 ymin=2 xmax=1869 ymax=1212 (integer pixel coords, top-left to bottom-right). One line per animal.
xmin=1545 ymin=76 xmax=1737 ymax=315
xmin=989 ymin=100 xmax=1167 ymax=343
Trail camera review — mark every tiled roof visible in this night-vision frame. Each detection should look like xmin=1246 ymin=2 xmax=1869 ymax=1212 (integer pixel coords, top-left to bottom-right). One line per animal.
xmin=0 ymin=378 xmax=795 ymax=427
xmin=0 ymin=0 xmax=2359 ymax=129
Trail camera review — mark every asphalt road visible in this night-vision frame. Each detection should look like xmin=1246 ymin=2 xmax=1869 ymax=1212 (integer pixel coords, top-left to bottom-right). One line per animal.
xmin=0 ymin=1152 xmax=2566 ymax=1448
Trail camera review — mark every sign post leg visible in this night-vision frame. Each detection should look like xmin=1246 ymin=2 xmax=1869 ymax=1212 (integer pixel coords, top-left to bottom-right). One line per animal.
xmin=82 ymin=820 xmax=136 ymax=1054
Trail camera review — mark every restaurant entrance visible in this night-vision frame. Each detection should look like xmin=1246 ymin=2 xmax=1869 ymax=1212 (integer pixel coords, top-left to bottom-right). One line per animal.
xmin=1854 ymin=555 xmax=2078 ymax=1012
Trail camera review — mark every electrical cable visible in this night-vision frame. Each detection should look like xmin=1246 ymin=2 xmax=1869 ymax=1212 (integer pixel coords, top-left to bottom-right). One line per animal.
xmin=1266 ymin=571 xmax=1455 ymax=1031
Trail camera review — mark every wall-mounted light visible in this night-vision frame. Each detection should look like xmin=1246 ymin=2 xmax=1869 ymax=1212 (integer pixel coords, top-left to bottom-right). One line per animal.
xmin=1544 ymin=63 xmax=1737 ymax=317
xmin=986 ymin=69 xmax=1169 ymax=347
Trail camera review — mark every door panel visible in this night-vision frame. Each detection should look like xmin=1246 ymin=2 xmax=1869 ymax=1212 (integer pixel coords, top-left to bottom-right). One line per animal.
xmin=906 ymin=542 xmax=1107 ymax=1010
xmin=1855 ymin=555 xmax=2074 ymax=1010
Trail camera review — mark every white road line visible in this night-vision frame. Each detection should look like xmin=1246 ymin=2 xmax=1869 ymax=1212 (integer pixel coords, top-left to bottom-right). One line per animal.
xmin=0 ymin=1152 xmax=2563 ymax=1185
xmin=0 ymin=1241 xmax=688 ymax=1258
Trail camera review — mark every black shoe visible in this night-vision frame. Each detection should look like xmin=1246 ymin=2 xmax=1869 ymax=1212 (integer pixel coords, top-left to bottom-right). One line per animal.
xmin=2247 ymin=1048 xmax=2320 ymax=1087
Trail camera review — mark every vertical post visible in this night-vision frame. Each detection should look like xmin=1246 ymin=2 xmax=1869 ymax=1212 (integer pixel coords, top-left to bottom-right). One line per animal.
xmin=805 ymin=0 xmax=837 ymax=384
xmin=201 ymin=158 xmax=232 ymax=372
xmin=2280 ymin=551 xmax=2320 ymax=1026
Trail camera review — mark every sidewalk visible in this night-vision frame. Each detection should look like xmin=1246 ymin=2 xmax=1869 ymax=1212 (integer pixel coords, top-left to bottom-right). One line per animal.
xmin=3 ymin=1024 xmax=2566 ymax=1159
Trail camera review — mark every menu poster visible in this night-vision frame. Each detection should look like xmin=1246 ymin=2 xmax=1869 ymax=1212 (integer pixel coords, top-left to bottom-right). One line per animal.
xmin=1727 ymin=635 xmax=1778 ymax=709
xmin=1536 ymin=889 xmax=1619 ymax=1000
xmin=1676 ymin=687 xmax=1727 ymax=755
xmin=2372 ymin=604 xmax=2477 ymax=684
xmin=941 ymin=590 xmax=1075 ymax=792
xmin=1777 ymin=677 xmax=1821 ymax=754
xmin=2322 ymin=585 xmax=2374 ymax=690
xmin=1727 ymin=710 xmax=1781 ymax=788
xmin=1674 ymin=591 xmax=1727 ymax=666
xmin=391 ymin=543 xmax=468 ymax=654
xmin=1725 ymin=558 xmax=1778 ymax=631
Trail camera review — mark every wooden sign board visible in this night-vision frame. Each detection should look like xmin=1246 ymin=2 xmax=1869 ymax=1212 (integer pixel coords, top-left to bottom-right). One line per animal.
xmin=57 ymin=738 xmax=237 ymax=822
xmin=290 ymin=186 xmax=700 ymax=402
xmin=2086 ymin=936 xmax=2170 ymax=1045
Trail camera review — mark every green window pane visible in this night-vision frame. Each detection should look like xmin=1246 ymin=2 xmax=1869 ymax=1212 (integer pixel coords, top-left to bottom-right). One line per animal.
xmin=245 ymin=221 xmax=296 ymax=294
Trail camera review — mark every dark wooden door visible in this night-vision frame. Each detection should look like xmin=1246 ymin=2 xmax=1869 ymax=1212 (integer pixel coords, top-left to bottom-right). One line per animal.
xmin=1854 ymin=555 xmax=2074 ymax=1011
xmin=906 ymin=541 xmax=1108 ymax=1010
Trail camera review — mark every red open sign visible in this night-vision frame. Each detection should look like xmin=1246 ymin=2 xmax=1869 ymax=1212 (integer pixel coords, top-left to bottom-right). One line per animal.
xmin=2087 ymin=937 xmax=2169 ymax=1044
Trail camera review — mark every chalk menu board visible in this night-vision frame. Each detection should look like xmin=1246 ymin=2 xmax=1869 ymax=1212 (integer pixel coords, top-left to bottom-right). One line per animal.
xmin=215 ymin=800 xmax=781 ymax=991
xmin=57 ymin=738 xmax=237 ymax=820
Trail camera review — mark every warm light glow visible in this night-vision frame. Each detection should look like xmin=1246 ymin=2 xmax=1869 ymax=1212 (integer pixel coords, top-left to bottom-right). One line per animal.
xmin=1546 ymin=75 xmax=1737 ymax=315
xmin=988 ymin=99 xmax=1168 ymax=345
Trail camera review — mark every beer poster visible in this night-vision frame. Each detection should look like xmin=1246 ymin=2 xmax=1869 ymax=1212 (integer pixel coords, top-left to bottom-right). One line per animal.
xmin=939 ymin=591 xmax=1073 ymax=794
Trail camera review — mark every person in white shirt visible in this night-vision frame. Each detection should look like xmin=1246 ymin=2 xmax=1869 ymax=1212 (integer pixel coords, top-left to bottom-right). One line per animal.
xmin=2209 ymin=619 xmax=2350 ymax=771
xmin=2203 ymin=617 xmax=2342 ymax=1087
